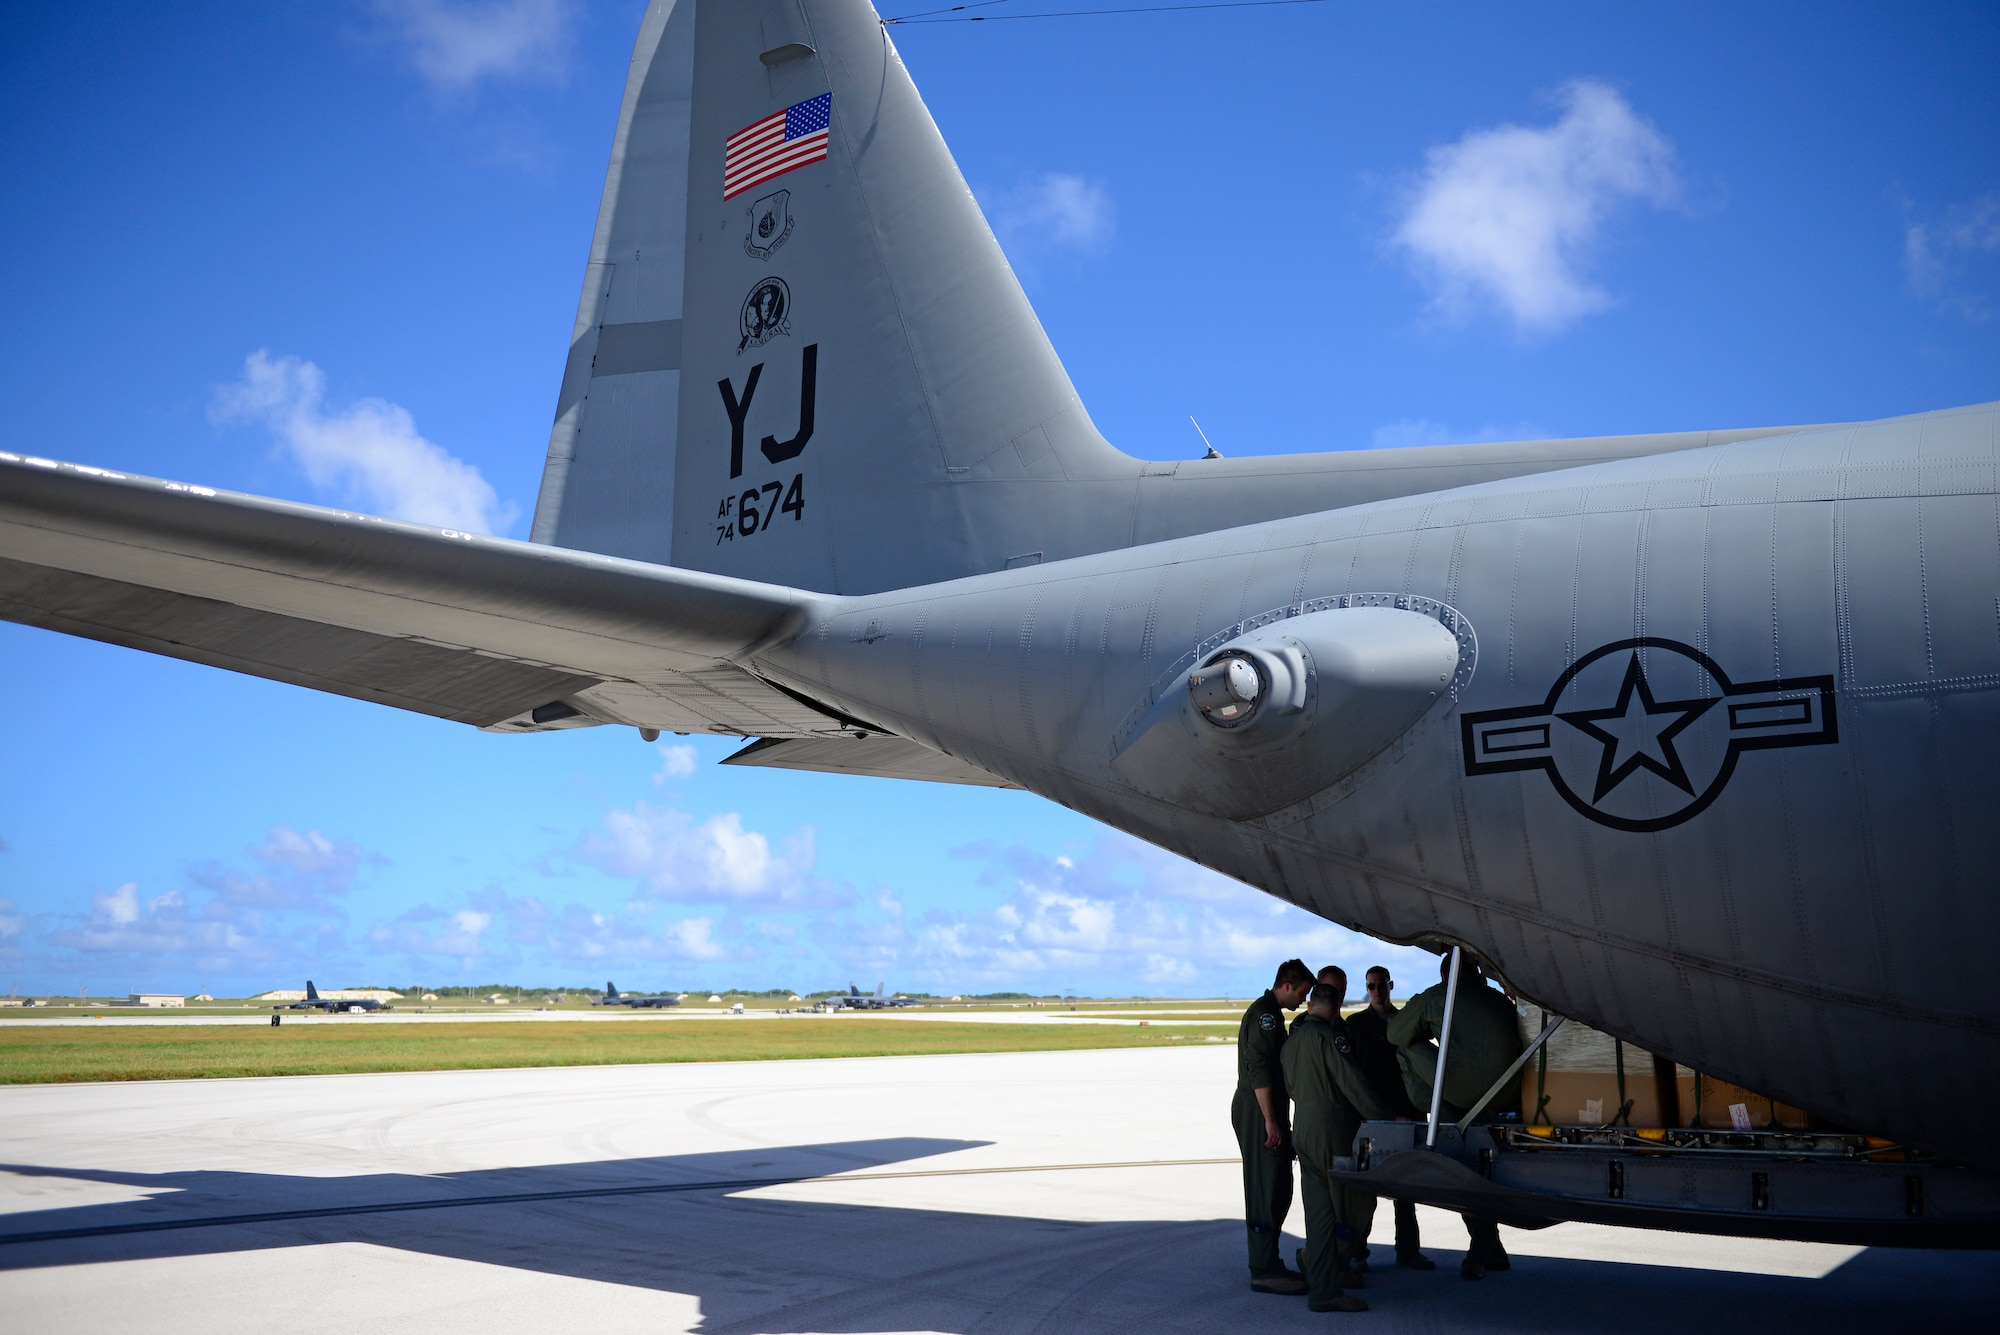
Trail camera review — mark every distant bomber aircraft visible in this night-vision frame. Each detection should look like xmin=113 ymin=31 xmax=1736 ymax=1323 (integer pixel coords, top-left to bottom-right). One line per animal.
xmin=4 ymin=0 xmax=1997 ymax=1243
xmin=597 ymin=981 xmax=681 ymax=1009
xmin=278 ymin=982 xmax=383 ymax=1014
xmin=822 ymin=983 xmax=916 ymax=1010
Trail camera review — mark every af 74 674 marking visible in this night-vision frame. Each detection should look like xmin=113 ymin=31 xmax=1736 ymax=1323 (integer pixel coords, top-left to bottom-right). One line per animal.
xmin=715 ymin=474 xmax=805 ymax=544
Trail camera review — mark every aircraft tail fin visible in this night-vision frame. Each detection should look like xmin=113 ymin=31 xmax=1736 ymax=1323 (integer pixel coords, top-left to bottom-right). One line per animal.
xmin=529 ymin=0 xmax=1129 ymax=595
xmin=305 ymin=980 xmax=319 ymax=1002
xmin=606 ymin=981 xmax=619 ymax=998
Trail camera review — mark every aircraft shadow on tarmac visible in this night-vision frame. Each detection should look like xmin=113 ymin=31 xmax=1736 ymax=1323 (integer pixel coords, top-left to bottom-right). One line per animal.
xmin=2 ymin=1139 xmax=1995 ymax=1334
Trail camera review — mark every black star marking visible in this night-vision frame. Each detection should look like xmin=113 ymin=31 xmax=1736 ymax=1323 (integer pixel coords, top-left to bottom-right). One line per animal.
xmin=1460 ymin=636 xmax=1839 ymax=832
xmin=1557 ymin=654 xmax=1717 ymax=803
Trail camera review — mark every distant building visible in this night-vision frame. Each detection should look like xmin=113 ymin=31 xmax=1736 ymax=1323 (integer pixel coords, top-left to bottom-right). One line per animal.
xmin=115 ymin=993 xmax=185 ymax=1008
xmin=191 ymin=993 xmax=215 ymax=1002
xmin=253 ymin=989 xmax=403 ymax=1003
xmin=421 ymin=993 xmax=439 ymax=1001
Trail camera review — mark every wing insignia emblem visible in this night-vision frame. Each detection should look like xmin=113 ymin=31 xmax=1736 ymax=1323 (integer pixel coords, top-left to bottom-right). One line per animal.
xmin=1460 ymin=637 xmax=1837 ymax=832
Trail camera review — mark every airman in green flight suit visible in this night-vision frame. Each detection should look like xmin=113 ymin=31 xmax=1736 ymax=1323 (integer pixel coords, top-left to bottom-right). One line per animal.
xmin=1284 ymin=977 xmax=1397 ymax=1313
xmin=1388 ymin=954 xmax=1525 ymax=1279
xmin=1233 ymin=958 xmax=1315 ymax=1294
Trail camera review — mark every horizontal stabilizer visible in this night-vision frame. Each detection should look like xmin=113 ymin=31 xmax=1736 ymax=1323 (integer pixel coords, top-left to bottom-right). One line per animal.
xmin=0 ymin=453 xmax=844 ymax=736
xmin=722 ymin=734 xmax=1018 ymax=787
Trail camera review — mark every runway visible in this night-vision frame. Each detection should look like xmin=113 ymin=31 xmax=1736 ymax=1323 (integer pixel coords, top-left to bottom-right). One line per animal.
xmin=0 ymin=1005 xmax=1237 ymax=1027
xmin=0 ymin=1048 xmax=1991 ymax=1332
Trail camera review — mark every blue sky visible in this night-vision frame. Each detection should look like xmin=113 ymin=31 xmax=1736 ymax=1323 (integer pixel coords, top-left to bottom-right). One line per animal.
xmin=2 ymin=1 xmax=1996 ymax=999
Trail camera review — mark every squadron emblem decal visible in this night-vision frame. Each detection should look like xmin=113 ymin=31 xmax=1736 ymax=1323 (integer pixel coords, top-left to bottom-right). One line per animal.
xmin=745 ymin=189 xmax=794 ymax=260
xmin=738 ymin=276 xmax=792 ymax=352
xmin=1460 ymin=638 xmax=1837 ymax=832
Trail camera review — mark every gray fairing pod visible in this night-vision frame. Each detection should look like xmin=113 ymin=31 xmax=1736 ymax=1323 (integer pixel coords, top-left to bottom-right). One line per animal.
xmin=1111 ymin=607 xmax=1461 ymax=820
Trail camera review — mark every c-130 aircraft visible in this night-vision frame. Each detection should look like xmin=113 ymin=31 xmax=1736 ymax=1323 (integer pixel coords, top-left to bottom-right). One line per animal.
xmin=3 ymin=0 xmax=1997 ymax=1243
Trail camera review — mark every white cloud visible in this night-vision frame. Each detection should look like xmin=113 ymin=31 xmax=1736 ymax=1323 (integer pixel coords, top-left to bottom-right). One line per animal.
xmin=368 ymin=888 xmax=738 ymax=970
xmin=652 ymin=743 xmax=700 ymax=785
xmin=212 ymin=351 xmax=514 ymax=535
xmin=13 ymin=816 xmax=1420 ymax=997
xmin=575 ymin=803 xmax=839 ymax=908
xmin=808 ymin=832 xmax=1435 ymax=994
xmin=252 ymin=826 xmax=349 ymax=876
xmin=376 ymin=0 xmax=574 ymax=94
xmin=987 ymin=173 xmax=1115 ymax=256
xmin=98 ymin=882 xmax=139 ymax=927
xmin=1905 ymin=193 xmax=2000 ymax=321
xmin=188 ymin=824 xmax=376 ymax=908
xmin=368 ymin=901 xmax=492 ymax=960
xmin=539 ymin=901 xmax=734 ymax=964
xmin=665 ymin=917 xmax=728 ymax=961
xmin=1393 ymin=81 xmax=1681 ymax=334
xmin=49 ymin=883 xmax=258 ymax=958
xmin=453 ymin=908 xmax=491 ymax=933
xmin=1368 ymin=418 xmax=1549 ymax=451
xmin=25 ymin=827 xmax=389 ymax=986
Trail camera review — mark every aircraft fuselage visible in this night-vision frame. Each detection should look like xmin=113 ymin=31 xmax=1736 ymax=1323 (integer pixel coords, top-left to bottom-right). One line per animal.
xmin=763 ymin=407 xmax=2000 ymax=1171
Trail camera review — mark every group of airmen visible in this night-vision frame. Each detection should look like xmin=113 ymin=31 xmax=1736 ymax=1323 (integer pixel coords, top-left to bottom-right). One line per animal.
xmin=1233 ymin=955 xmax=1523 ymax=1313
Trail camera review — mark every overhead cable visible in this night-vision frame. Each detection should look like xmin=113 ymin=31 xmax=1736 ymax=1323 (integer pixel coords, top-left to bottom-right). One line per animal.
xmin=884 ymin=0 xmax=1334 ymax=25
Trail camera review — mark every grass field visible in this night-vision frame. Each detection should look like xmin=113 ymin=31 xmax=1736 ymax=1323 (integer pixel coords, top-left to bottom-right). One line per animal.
xmin=0 ymin=1018 xmax=1235 ymax=1084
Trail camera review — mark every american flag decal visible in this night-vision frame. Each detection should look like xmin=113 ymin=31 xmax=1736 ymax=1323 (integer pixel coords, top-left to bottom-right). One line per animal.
xmin=725 ymin=94 xmax=832 ymax=200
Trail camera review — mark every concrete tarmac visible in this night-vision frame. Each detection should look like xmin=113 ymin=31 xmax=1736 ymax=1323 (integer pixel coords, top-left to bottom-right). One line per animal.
xmin=0 ymin=1047 xmax=1992 ymax=1333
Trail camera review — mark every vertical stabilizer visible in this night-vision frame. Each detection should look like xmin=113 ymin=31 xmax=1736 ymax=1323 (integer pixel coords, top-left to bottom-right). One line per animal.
xmin=305 ymin=980 xmax=319 ymax=1002
xmin=531 ymin=0 xmax=1133 ymax=593
xmin=531 ymin=1 xmax=695 ymax=565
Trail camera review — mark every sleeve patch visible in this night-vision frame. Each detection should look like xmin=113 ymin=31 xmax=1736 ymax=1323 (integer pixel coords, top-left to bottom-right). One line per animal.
xmin=1259 ymin=1013 xmax=1276 ymax=1032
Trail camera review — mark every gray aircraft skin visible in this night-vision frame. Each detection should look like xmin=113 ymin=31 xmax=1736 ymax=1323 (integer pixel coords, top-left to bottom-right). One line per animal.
xmin=597 ymin=981 xmax=681 ymax=1008
xmin=279 ymin=982 xmax=383 ymax=1014
xmin=2 ymin=0 xmax=1997 ymax=1199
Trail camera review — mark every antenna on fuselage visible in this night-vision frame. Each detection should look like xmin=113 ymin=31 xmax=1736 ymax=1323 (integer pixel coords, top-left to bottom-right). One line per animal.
xmin=1190 ymin=416 xmax=1223 ymax=459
